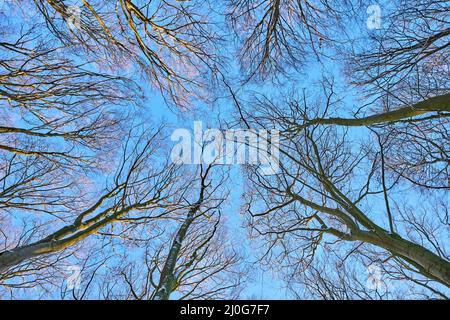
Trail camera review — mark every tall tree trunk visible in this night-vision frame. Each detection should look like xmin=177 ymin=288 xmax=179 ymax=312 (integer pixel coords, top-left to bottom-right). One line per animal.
xmin=354 ymin=230 xmax=450 ymax=286
xmin=0 ymin=214 xmax=116 ymax=273
xmin=308 ymin=93 xmax=450 ymax=126
xmin=153 ymin=203 xmax=200 ymax=300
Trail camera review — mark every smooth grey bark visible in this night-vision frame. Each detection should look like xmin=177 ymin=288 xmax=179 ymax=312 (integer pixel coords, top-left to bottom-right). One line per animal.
xmin=0 ymin=187 xmax=156 ymax=274
xmin=307 ymin=92 xmax=450 ymax=127
xmin=0 ymin=213 xmax=116 ymax=274
xmin=352 ymin=229 xmax=450 ymax=286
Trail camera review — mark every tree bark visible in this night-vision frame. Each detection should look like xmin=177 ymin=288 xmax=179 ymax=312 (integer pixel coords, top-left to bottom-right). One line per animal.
xmin=0 ymin=214 xmax=115 ymax=273
xmin=153 ymin=203 xmax=199 ymax=300
xmin=308 ymin=93 xmax=450 ymax=127
xmin=353 ymin=230 xmax=450 ymax=286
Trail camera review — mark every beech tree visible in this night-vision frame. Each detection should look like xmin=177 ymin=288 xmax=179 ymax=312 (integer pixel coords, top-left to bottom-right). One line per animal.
xmin=0 ymin=0 xmax=221 ymax=293
xmin=229 ymin=2 xmax=449 ymax=298
xmin=239 ymin=81 xmax=449 ymax=297
xmin=0 ymin=0 xmax=448 ymax=300
xmin=110 ymin=164 xmax=242 ymax=300
xmin=227 ymin=0 xmax=364 ymax=80
xmin=54 ymin=163 xmax=243 ymax=300
xmin=33 ymin=0 xmax=222 ymax=109
xmin=0 ymin=128 xmax=182 ymax=283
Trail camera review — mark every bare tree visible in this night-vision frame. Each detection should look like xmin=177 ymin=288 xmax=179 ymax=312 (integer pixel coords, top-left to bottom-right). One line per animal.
xmin=0 ymin=23 xmax=140 ymax=164
xmin=0 ymin=128 xmax=182 ymax=284
xmin=1 ymin=0 xmax=449 ymax=301
xmin=63 ymin=164 xmax=244 ymax=300
xmin=32 ymin=0 xmax=223 ymax=109
xmin=348 ymin=0 xmax=449 ymax=92
xmin=151 ymin=164 xmax=242 ymax=300
xmin=239 ymin=85 xmax=449 ymax=297
xmin=227 ymin=0 xmax=365 ymax=80
xmin=341 ymin=0 xmax=450 ymax=135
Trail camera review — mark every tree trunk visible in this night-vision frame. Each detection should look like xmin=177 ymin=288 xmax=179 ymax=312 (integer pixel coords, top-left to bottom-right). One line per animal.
xmin=309 ymin=93 xmax=450 ymax=126
xmin=153 ymin=203 xmax=199 ymax=300
xmin=354 ymin=230 xmax=450 ymax=286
